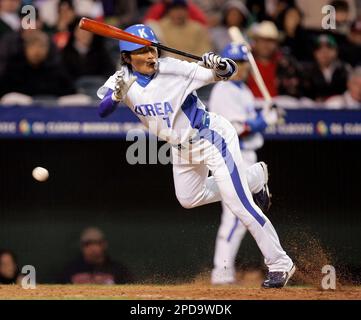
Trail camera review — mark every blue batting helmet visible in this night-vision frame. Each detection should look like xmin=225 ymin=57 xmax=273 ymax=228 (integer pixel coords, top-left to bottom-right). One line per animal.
xmin=221 ymin=43 xmax=248 ymax=62
xmin=119 ymin=24 xmax=159 ymax=52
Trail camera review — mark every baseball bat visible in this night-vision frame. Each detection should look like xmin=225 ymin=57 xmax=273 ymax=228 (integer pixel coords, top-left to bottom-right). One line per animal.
xmin=79 ymin=18 xmax=203 ymax=62
xmin=228 ymin=26 xmax=273 ymax=110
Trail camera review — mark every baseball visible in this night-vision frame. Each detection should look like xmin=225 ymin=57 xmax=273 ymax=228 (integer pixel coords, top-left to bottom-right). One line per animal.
xmin=32 ymin=167 xmax=49 ymax=182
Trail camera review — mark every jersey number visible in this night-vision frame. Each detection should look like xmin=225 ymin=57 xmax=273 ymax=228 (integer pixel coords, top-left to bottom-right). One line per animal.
xmin=163 ymin=116 xmax=171 ymax=128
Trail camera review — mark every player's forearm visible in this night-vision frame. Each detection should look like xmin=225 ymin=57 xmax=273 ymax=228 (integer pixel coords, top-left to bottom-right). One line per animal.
xmin=98 ymin=89 xmax=119 ymax=118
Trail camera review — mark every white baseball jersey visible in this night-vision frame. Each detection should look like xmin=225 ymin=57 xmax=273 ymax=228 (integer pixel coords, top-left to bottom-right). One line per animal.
xmin=208 ymin=81 xmax=264 ymax=151
xmin=97 ymin=57 xmax=215 ymax=145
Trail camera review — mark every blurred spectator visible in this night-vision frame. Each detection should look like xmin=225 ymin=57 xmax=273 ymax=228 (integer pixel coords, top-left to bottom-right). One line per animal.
xmin=339 ymin=18 xmax=361 ymax=67
xmin=295 ymin=0 xmax=356 ymax=31
xmin=325 ymin=66 xmax=361 ymax=109
xmin=144 ymin=0 xmax=208 ymax=26
xmin=247 ymin=21 xmax=282 ymax=97
xmin=36 ymin=0 xmax=60 ymax=27
xmin=0 ymin=0 xmax=22 ymax=38
xmin=0 ymin=30 xmax=75 ymax=99
xmin=61 ymin=227 xmax=133 ymax=284
xmin=191 ymin=0 xmax=228 ymax=27
xmin=277 ymin=5 xmax=311 ymax=61
xmin=245 ymin=0 xmax=267 ymax=22
xmin=150 ymin=0 xmax=212 ymax=62
xmin=0 ymin=5 xmax=47 ymax=76
xmin=55 ymin=0 xmax=77 ymax=32
xmin=265 ymin=0 xmax=294 ymax=22
xmin=210 ymin=0 xmax=250 ymax=54
xmin=246 ymin=20 xmax=304 ymax=98
xmin=326 ymin=0 xmax=355 ymax=52
xmin=277 ymin=54 xmax=305 ymax=98
xmin=73 ymin=0 xmax=104 ymax=21
xmin=101 ymin=0 xmax=139 ymax=28
xmin=62 ymin=18 xmax=115 ymax=80
xmin=37 ymin=0 xmax=103 ymax=28
xmin=0 ymin=249 xmax=22 ymax=284
xmin=245 ymin=0 xmax=295 ymax=23
xmin=330 ymin=0 xmax=354 ymax=36
xmin=303 ymin=34 xmax=351 ymax=102
xmin=52 ymin=0 xmax=79 ymax=49
xmin=137 ymin=0 xmax=155 ymax=17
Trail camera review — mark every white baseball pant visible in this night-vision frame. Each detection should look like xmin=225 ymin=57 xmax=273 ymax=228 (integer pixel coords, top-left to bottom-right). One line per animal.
xmin=172 ymin=112 xmax=292 ymax=273
xmin=211 ymin=150 xmax=259 ymax=284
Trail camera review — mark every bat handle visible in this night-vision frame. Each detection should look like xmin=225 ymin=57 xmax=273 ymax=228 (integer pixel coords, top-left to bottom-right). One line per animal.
xmin=153 ymin=43 xmax=202 ymax=62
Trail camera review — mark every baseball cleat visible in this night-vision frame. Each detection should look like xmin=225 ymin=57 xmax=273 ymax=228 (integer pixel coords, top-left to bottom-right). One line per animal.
xmin=253 ymin=162 xmax=272 ymax=213
xmin=262 ymin=264 xmax=296 ymax=289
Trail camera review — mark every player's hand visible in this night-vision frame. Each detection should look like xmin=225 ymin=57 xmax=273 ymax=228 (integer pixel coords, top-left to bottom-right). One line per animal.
xmin=261 ymin=108 xmax=279 ymax=126
xmin=201 ymin=52 xmax=224 ymax=69
xmin=112 ymin=70 xmax=137 ymax=102
xmin=200 ymin=52 xmax=238 ymax=80
xmin=272 ymin=103 xmax=286 ymax=120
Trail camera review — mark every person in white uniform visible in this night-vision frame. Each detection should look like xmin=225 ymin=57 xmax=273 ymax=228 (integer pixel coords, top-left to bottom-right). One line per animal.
xmin=97 ymin=24 xmax=295 ymax=288
xmin=209 ymin=43 xmax=279 ymax=285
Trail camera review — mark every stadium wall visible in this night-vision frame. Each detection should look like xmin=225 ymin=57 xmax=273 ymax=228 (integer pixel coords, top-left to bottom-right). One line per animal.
xmin=0 ymin=139 xmax=360 ymax=283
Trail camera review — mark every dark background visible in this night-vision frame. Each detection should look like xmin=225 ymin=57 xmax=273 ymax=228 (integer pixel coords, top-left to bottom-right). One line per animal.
xmin=0 ymin=139 xmax=360 ymax=283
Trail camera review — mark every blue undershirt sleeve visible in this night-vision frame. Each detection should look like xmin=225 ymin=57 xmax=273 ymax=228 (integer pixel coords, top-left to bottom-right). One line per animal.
xmin=98 ymin=89 xmax=119 ymax=118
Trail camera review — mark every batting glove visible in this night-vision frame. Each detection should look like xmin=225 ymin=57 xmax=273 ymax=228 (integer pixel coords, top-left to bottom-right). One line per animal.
xmin=112 ymin=70 xmax=137 ymax=102
xmin=201 ymin=52 xmax=238 ymax=80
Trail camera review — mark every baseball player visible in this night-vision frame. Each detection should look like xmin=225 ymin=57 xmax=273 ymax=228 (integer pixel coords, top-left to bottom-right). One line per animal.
xmin=209 ymin=43 xmax=279 ymax=285
xmin=97 ymin=24 xmax=295 ymax=288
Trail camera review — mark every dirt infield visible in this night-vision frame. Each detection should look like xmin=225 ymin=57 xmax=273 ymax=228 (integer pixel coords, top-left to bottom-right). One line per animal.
xmin=0 ymin=284 xmax=360 ymax=300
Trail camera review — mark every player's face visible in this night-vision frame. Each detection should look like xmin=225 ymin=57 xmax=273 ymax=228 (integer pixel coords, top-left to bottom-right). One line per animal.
xmin=129 ymin=46 xmax=158 ymax=75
